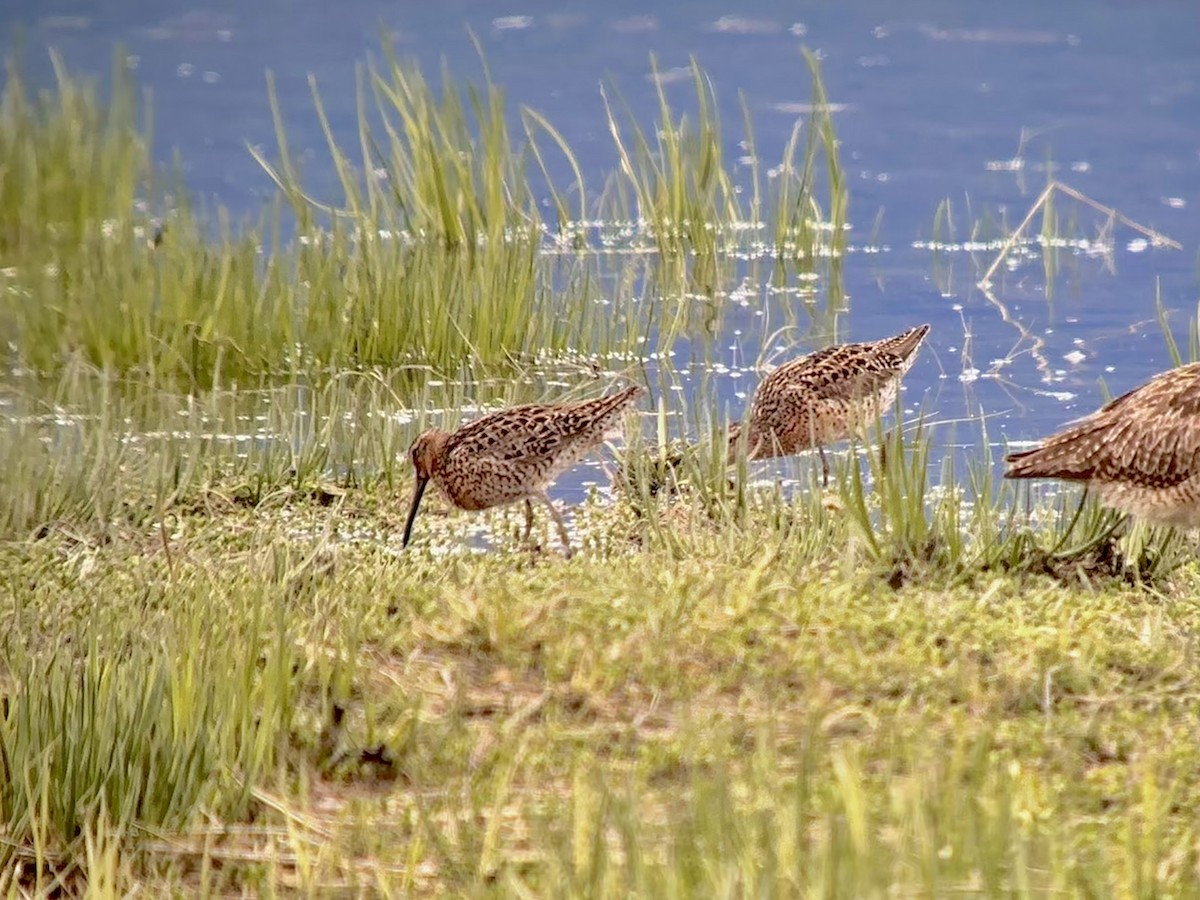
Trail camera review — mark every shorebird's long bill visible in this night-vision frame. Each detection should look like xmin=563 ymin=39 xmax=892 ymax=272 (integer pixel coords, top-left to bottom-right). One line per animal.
xmin=402 ymin=476 xmax=429 ymax=548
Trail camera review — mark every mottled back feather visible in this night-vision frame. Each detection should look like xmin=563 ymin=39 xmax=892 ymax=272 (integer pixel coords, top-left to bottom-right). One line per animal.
xmin=446 ymin=386 xmax=640 ymax=464
xmin=1005 ymin=362 xmax=1200 ymax=492
xmin=735 ymin=324 xmax=930 ymax=460
xmin=437 ymin=385 xmax=644 ymax=508
xmin=766 ymin=325 xmax=929 ymax=403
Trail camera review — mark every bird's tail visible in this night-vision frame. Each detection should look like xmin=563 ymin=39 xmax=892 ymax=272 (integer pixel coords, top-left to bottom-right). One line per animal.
xmin=1004 ymin=437 xmax=1095 ymax=482
xmin=888 ymin=323 xmax=933 ymax=363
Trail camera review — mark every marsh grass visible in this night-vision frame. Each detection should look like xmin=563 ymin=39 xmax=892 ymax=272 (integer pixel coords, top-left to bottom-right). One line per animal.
xmin=0 ymin=49 xmax=152 ymax=257
xmin=597 ymin=52 xmax=848 ymax=312
xmin=1 ymin=43 xmax=853 ymax=386
xmin=772 ymin=50 xmax=849 ymax=303
xmin=600 ymin=58 xmax=741 ymax=289
xmin=251 ymin=45 xmax=644 ymax=373
xmin=0 ymin=610 xmax=293 ymax=856
xmin=0 ymin=53 xmax=583 ymax=381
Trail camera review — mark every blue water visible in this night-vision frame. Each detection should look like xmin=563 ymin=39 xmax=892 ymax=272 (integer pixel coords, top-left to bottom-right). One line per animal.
xmin=6 ymin=0 xmax=1200 ymax=505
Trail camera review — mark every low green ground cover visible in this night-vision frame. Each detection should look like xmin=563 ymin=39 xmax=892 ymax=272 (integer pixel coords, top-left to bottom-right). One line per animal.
xmin=2 ymin=485 xmax=1199 ymax=895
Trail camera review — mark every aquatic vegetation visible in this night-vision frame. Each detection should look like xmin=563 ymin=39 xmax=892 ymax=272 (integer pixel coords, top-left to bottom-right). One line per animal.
xmin=0 ymin=42 xmax=859 ymax=386
xmin=0 ymin=50 xmax=154 ymax=258
xmin=600 ymin=58 xmax=742 ymax=275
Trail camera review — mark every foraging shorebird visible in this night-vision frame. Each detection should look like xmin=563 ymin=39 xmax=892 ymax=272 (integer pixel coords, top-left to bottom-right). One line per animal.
xmin=728 ymin=324 xmax=931 ymax=482
xmin=1005 ymin=362 xmax=1200 ymax=527
xmin=402 ymin=385 xmax=644 ymax=556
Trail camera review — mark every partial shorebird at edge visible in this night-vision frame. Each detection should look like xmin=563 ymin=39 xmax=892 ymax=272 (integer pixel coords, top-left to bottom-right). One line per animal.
xmin=728 ymin=324 xmax=931 ymax=482
xmin=403 ymin=385 xmax=645 ymax=557
xmin=1005 ymin=362 xmax=1200 ymax=527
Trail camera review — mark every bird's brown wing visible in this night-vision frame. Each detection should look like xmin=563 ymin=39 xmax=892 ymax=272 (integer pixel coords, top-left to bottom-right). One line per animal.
xmin=1093 ymin=374 xmax=1200 ymax=488
xmin=447 ymin=388 xmax=640 ymax=468
xmin=447 ymin=405 xmax=583 ymax=465
xmin=768 ymin=346 xmax=905 ymax=404
xmin=1006 ymin=366 xmax=1200 ymax=487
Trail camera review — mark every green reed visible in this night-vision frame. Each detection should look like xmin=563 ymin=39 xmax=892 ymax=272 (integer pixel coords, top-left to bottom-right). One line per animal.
xmin=0 ymin=43 xmax=854 ymax=386
xmin=599 ymin=58 xmax=742 ymax=262
xmin=0 ymin=546 xmax=302 ymax=883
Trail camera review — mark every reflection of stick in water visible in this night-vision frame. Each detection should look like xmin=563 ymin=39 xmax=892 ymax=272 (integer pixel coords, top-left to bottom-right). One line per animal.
xmin=978 ymin=282 xmax=1054 ymax=383
xmin=977 ymin=180 xmax=1182 ymax=288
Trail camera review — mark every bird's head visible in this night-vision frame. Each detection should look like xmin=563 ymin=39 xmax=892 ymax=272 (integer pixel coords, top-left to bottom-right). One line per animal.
xmin=402 ymin=428 xmax=452 ymax=549
xmin=408 ymin=428 xmax=451 ymax=481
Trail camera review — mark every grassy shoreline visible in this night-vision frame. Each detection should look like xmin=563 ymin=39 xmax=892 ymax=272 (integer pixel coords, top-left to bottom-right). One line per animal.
xmin=3 ymin=47 xmax=1200 ymax=896
xmin=4 ymin=493 xmax=1200 ymax=894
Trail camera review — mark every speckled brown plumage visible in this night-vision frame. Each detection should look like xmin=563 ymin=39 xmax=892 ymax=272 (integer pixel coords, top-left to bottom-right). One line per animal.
xmin=1005 ymin=362 xmax=1200 ymax=527
xmin=729 ymin=324 xmax=931 ymax=480
xmin=403 ymin=385 xmax=644 ymax=556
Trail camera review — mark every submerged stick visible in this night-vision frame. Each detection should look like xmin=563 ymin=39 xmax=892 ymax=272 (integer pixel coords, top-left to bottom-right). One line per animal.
xmin=1053 ymin=182 xmax=1182 ymax=249
xmin=978 ymin=182 xmax=1055 ymax=288
xmin=977 ymin=180 xmax=1182 ymax=288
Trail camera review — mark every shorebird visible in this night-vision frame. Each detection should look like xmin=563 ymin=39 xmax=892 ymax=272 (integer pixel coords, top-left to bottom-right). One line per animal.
xmin=1005 ymin=362 xmax=1200 ymax=527
xmin=728 ymin=324 xmax=931 ymax=482
xmin=402 ymin=385 xmax=644 ymax=556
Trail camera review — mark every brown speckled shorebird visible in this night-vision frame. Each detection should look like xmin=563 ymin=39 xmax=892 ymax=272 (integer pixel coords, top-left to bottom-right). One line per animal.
xmin=1005 ymin=362 xmax=1200 ymax=527
xmin=403 ymin=385 xmax=644 ymax=556
xmin=728 ymin=324 xmax=931 ymax=482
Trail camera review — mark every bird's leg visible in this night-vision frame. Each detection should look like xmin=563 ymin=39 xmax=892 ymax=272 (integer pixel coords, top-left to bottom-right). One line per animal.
xmin=819 ymin=446 xmax=830 ymax=487
xmin=522 ymin=498 xmax=535 ymax=544
xmin=537 ymin=492 xmax=573 ymax=559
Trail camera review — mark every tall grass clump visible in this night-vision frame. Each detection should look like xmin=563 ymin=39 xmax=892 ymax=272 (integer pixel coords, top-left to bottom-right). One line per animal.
xmin=826 ymin=411 xmax=1196 ymax=587
xmin=0 ymin=49 xmax=300 ymax=384
xmin=1 ymin=46 xmax=645 ymax=383
xmin=600 ymin=59 xmax=741 ymax=265
xmin=524 ymin=734 xmax=1100 ymax=897
xmin=0 ymin=44 xmax=850 ymax=383
xmin=597 ymin=51 xmax=849 ymax=312
xmin=0 ymin=49 xmax=151 ymax=259
xmin=767 ymin=50 xmax=848 ymax=300
xmin=0 ymin=49 xmax=163 ymax=376
xmin=253 ymin=43 xmax=643 ymax=373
